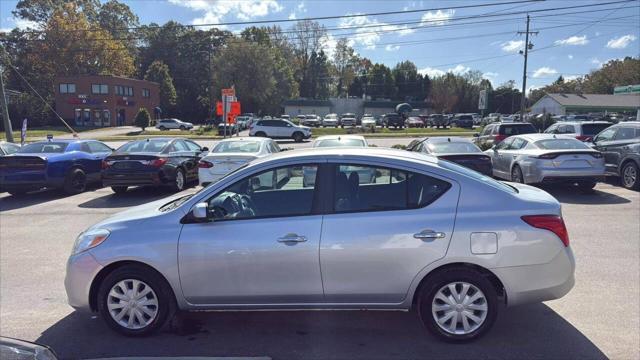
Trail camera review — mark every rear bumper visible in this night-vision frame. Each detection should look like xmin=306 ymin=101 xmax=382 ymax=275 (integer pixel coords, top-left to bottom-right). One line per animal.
xmin=0 ymin=173 xmax=63 ymax=191
xmin=102 ymin=169 xmax=172 ymax=187
xmin=198 ymin=170 xmax=226 ymax=186
xmin=493 ymin=247 xmax=575 ymax=306
xmin=522 ymin=164 xmax=605 ymax=184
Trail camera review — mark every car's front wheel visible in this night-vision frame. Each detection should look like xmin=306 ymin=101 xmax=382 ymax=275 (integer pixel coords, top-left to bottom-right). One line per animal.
xmin=172 ymin=168 xmax=185 ymax=192
xmin=418 ymin=268 xmax=498 ymax=342
xmin=292 ymin=132 xmax=304 ymax=143
xmin=255 ymin=131 xmax=266 ymax=137
xmin=97 ymin=265 xmax=173 ymax=336
xmin=511 ymin=165 xmax=524 ymax=183
xmin=621 ymin=161 xmax=639 ymax=190
xmin=63 ymin=168 xmax=87 ymax=194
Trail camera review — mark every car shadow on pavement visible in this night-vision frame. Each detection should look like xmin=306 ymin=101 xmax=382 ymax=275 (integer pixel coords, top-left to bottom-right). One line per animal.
xmin=0 ymin=185 xmax=102 ymax=212
xmin=77 ymin=186 xmax=185 ymax=209
xmin=541 ymin=185 xmax=631 ymax=205
xmin=36 ymin=303 xmax=606 ymax=359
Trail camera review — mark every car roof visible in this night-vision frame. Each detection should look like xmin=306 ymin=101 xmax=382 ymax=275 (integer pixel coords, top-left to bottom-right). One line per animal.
xmin=315 ymin=135 xmax=366 ymax=141
xmin=612 ymin=121 xmax=640 ymax=127
xmin=218 ymin=137 xmax=270 ymax=143
xmin=249 ymin=146 xmax=438 ymax=167
xmin=556 ymin=121 xmax=612 ymax=125
xmin=28 ymin=139 xmax=86 ymax=144
xmin=516 ymin=133 xmax=578 ymax=142
xmin=421 ymin=136 xmax=474 ymax=144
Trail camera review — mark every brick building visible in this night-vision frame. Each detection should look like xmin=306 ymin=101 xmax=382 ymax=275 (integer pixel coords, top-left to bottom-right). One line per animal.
xmin=54 ymin=75 xmax=160 ymax=127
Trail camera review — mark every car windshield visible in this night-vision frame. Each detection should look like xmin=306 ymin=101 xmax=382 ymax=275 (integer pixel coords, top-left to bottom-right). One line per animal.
xmin=116 ymin=140 xmax=170 ymax=153
xmin=582 ymin=123 xmax=612 ymax=136
xmin=428 ymin=142 xmax=481 ymax=153
xmin=213 ymin=141 xmax=261 ymax=153
xmin=17 ymin=142 xmax=68 ymax=153
xmin=315 ymin=138 xmax=365 ymax=147
xmin=535 ymin=139 xmax=591 ymax=150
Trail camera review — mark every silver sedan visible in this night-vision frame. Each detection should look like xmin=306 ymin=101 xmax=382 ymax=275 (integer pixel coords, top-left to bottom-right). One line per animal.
xmin=485 ymin=133 xmax=605 ymax=191
xmin=65 ymin=147 xmax=575 ymax=341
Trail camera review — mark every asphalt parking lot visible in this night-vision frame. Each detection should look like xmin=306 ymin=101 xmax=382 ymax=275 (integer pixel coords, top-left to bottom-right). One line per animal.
xmin=0 ymin=139 xmax=638 ymax=359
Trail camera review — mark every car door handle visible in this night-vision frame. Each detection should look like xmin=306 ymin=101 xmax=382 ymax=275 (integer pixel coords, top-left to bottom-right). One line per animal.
xmin=277 ymin=234 xmax=307 ymax=243
xmin=414 ymin=230 xmax=446 ymax=240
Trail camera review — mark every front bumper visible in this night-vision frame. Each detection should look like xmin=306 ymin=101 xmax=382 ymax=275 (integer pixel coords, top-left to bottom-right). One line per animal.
xmin=65 ymin=251 xmax=104 ymax=312
xmin=493 ymin=247 xmax=575 ymax=306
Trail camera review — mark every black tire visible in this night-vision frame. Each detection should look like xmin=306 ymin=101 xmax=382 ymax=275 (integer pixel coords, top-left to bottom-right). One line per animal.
xmin=577 ymin=180 xmax=597 ymax=192
xmin=179 ymin=125 xmax=186 ymax=131
xmin=511 ymin=165 xmax=524 ymax=183
xmin=292 ymin=132 xmax=303 ymax=143
xmin=255 ymin=131 xmax=266 ymax=137
xmin=418 ymin=268 xmax=498 ymax=342
xmin=97 ymin=265 xmax=174 ymax=337
xmin=621 ymin=161 xmax=639 ymax=190
xmin=63 ymin=168 xmax=87 ymax=194
xmin=159 ymin=126 xmax=166 ymax=131
xmin=341 ymin=125 xmax=344 ymax=128
xmin=172 ymin=168 xmax=185 ymax=192
xmin=111 ymin=186 xmax=128 ymax=194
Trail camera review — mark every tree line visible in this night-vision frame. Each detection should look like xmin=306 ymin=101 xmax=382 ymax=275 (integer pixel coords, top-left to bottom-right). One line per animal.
xmin=1 ymin=0 xmax=638 ymax=127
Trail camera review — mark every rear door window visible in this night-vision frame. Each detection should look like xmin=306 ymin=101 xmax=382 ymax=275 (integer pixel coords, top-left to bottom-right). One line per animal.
xmin=332 ymin=165 xmax=450 ymax=213
xmin=508 ymin=138 xmax=527 ymax=150
xmin=88 ymin=141 xmax=112 ymax=153
xmin=613 ymin=127 xmax=639 ymax=140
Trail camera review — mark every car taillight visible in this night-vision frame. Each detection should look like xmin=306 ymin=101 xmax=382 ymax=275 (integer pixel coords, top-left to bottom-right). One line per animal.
xmin=575 ymin=135 xmax=591 ymax=141
xmin=150 ymin=158 xmax=167 ymax=167
xmin=198 ymin=160 xmax=213 ymax=168
xmin=521 ymin=215 xmax=569 ymax=247
xmin=494 ymin=134 xmax=507 ymax=143
xmin=534 ymin=153 xmax=559 ymax=159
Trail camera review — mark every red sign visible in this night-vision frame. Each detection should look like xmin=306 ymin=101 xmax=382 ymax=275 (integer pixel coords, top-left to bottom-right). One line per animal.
xmin=216 ymin=101 xmax=223 ymax=116
xmin=227 ymin=114 xmax=236 ymax=124
xmin=221 ymin=88 xmax=235 ymax=97
xmin=230 ymin=102 xmax=241 ymax=115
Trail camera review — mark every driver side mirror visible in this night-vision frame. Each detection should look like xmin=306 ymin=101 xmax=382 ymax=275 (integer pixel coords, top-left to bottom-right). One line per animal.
xmin=473 ymin=133 xmax=479 ymax=137
xmin=201 ymin=147 xmax=209 ymax=152
xmin=191 ymin=202 xmax=211 ymax=222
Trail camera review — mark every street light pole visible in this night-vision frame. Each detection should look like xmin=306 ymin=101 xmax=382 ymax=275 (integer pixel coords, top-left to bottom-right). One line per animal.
xmin=0 ymin=63 xmax=14 ymax=143
xmin=518 ymin=15 xmax=538 ymax=120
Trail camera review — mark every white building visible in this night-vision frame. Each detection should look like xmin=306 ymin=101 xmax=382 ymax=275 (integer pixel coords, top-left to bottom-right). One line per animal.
xmin=530 ymin=93 xmax=640 ymax=116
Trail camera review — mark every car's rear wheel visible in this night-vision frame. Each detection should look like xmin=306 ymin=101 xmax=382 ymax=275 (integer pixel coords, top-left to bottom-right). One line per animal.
xmin=292 ymin=132 xmax=303 ymax=143
xmin=172 ymin=169 xmax=185 ymax=192
xmin=511 ymin=165 xmax=524 ymax=183
xmin=63 ymin=168 xmax=87 ymax=194
xmin=111 ymin=186 xmax=128 ymax=194
xmin=159 ymin=126 xmax=166 ymax=131
xmin=97 ymin=265 xmax=173 ymax=336
xmin=621 ymin=161 xmax=639 ymax=190
xmin=418 ymin=268 xmax=497 ymax=342
xmin=255 ymin=131 xmax=266 ymax=137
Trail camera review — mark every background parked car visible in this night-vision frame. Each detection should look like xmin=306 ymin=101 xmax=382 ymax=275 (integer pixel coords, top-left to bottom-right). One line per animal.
xmin=473 ymin=122 xmax=537 ymax=149
xmin=280 ymin=114 xmax=291 ymax=121
xmin=155 ymin=118 xmax=194 ymax=131
xmin=544 ymin=121 xmax=612 ymax=142
xmin=217 ymin=122 xmax=238 ymax=135
xmin=485 ymin=134 xmax=605 ymax=191
xmin=301 ymin=114 xmax=322 ymax=127
xmin=429 ymin=114 xmax=448 ymax=128
xmin=249 ymin=118 xmax=311 ymax=142
xmin=361 ymin=115 xmax=377 ymax=129
xmin=312 ymin=135 xmax=368 ymax=148
xmin=323 ymin=113 xmax=339 ymax=127
xmin=406 ymin=116 xmax=425 ymax=128
xmin=340 ymin=113 xmax=357 ymax=127
xmin=407 ymin=137 xmax=492 ymax=176
xmin=0 ymin=139 xmax=112 ymax=195
xmin=198 ymin=137 xmax=280 ymax=187
xmin=592 ymin=121 xmax=640 ymax=190
xmin=0 ymin=141 xmax=20 ymax=156
xmin=384 ymin=113 xmax=405 ymax=129
xmin=450 ymin=114 xmax=474 ymax=128
xmin=102 ymin=138 xmax=205 ymax=194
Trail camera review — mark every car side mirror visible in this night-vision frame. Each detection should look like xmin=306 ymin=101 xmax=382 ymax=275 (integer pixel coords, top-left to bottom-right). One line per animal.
xmin=473 ymin=133 xmax=479 ymax=137
xmin=201 ymin=147 xmax=209 ymax=152
xmin=191 ymin=202 xmax=210 ymax=222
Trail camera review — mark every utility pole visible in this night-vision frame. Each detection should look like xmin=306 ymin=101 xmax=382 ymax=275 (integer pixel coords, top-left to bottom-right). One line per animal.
xmin=0 ymin=63 xmax=14 ymax=143
xmin=517 ymin=15 xmax=538 ymax=120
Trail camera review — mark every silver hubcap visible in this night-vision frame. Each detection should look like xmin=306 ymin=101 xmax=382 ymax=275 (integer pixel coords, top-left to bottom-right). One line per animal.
xmin=107 ymin=279 xmax=158 ymax=329
xmin=623 ymin=165 xmax=637 ymax=187
xmin=432 ymin=282 xmax=488 ymax=335
xmin=176 ymin=171 xmax=184 ymax=190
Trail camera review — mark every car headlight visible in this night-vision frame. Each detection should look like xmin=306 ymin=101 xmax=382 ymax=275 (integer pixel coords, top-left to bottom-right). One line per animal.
xmin=72 ymin=229 xmax=110 ymax=255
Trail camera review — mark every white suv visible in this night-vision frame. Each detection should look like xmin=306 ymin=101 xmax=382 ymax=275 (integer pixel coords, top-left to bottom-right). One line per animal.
xmin=249 ymin=119 xmax=312 ymax=142
xmin=155 ymin=118 xmax=194 ymax=131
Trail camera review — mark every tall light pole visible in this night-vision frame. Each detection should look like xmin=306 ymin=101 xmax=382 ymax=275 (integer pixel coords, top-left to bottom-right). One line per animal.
xmin=518 ymin=15 xmax=538 ymax=120
xmin=0 ymin=63 xmax=14 ymax=143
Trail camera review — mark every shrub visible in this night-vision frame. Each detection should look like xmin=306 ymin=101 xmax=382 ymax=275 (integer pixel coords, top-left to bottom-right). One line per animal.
xmin=134 ymin=108 xmax=151 ymax=131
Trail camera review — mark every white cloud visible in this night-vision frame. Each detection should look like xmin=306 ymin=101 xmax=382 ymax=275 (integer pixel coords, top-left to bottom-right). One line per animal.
xmin=288 ymin=12 xmax=296 ymax=20
xmin=532 ymin=66 xmax=558 ymax=78
xmin=288 ymin=2 xmax=306 ymax=21
xmin=385 ymin=44 xmax=400 ymax=51
xmin=322 ymin=33 xmax=338 ymax=58
xmin=168 ymin=0 xmax=283 ymax=28
xmin=568 ymin=54 xmax=573 ymax=59
xmin=564 ymin=75 xmax=581 ymax=81
xmin=606 ymin=34 xmax=637 ymax=49
xmin=338 ymin=15 xmax=413 ymax=50
xmin=1 ymin=16 xmax=38 ymax=31
xmin=418 ymin=64 xmax=470 ymax=78
xmin=501 ymin=40 xmax=524 ymax=53
xmin=483 ymin=72 xmax=498 ymax=79
xmin=554 ymin=35 xmax=588 ymax=46
xmin=420 ymin=9 xmax=455 ymax=26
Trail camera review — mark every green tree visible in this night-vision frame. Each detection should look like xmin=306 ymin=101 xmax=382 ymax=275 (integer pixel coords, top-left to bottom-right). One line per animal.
xmin=144 ymin=60 xmax=177 ymax=113
xmin=13 ymin=0 xmax=99 ymax=23
xmin=333 ymin=38 xmax=357 ymax=97
xmin=98 ymin=0 xmax=139 ymax=38
xmin=134 ymin=108 xmax=151 ymax=131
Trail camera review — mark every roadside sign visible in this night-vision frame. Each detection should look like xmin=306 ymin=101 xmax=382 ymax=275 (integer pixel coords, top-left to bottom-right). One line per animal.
xmin=478 ymin=89 xmax=488 ymax=110
xmin=221 ymin=88 xmax=235 ymax=97
xmin=216 ymin=101 xmax=223 ymax=116
xmin=230 ymin=102 xmax=241 ymax=115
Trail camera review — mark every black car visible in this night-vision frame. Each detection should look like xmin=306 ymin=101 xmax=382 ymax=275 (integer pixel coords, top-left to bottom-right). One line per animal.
xmin=450 ymin=114 xmax=474 ymax=129
xmin=102 ymin=138 xmax=207 ymax=194
xmin=592 ymin=121 xmax=640 ymax=190
xmin=407 ymin=137 xmax=493 ymax=176
xmin=383 ymin=113 xmax=405 ymax=129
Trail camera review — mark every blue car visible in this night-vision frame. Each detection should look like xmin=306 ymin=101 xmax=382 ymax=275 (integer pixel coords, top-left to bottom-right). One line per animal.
xmin=0 ymin=139 xmax=113 ymax=195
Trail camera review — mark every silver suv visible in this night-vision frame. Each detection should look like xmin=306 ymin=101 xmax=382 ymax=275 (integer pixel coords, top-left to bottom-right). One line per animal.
xmin=155 ymin=118 xmax=194 ymax=131
xmin=65 ymin=147 xmax=574 ymax=341
xmin=249 ymin=119 xmax=311 ymax=142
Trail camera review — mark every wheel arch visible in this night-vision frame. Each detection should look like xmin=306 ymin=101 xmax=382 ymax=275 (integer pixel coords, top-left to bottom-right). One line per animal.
xmin=410 ymin=262 xmax=506 ymax=309
xmin=89 ymin=260 xmax=177 ymax=313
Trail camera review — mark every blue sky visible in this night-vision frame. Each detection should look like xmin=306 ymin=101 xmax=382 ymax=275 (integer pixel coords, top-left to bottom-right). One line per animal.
xmin=1 ymin=0 xmax=639 ymax=93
